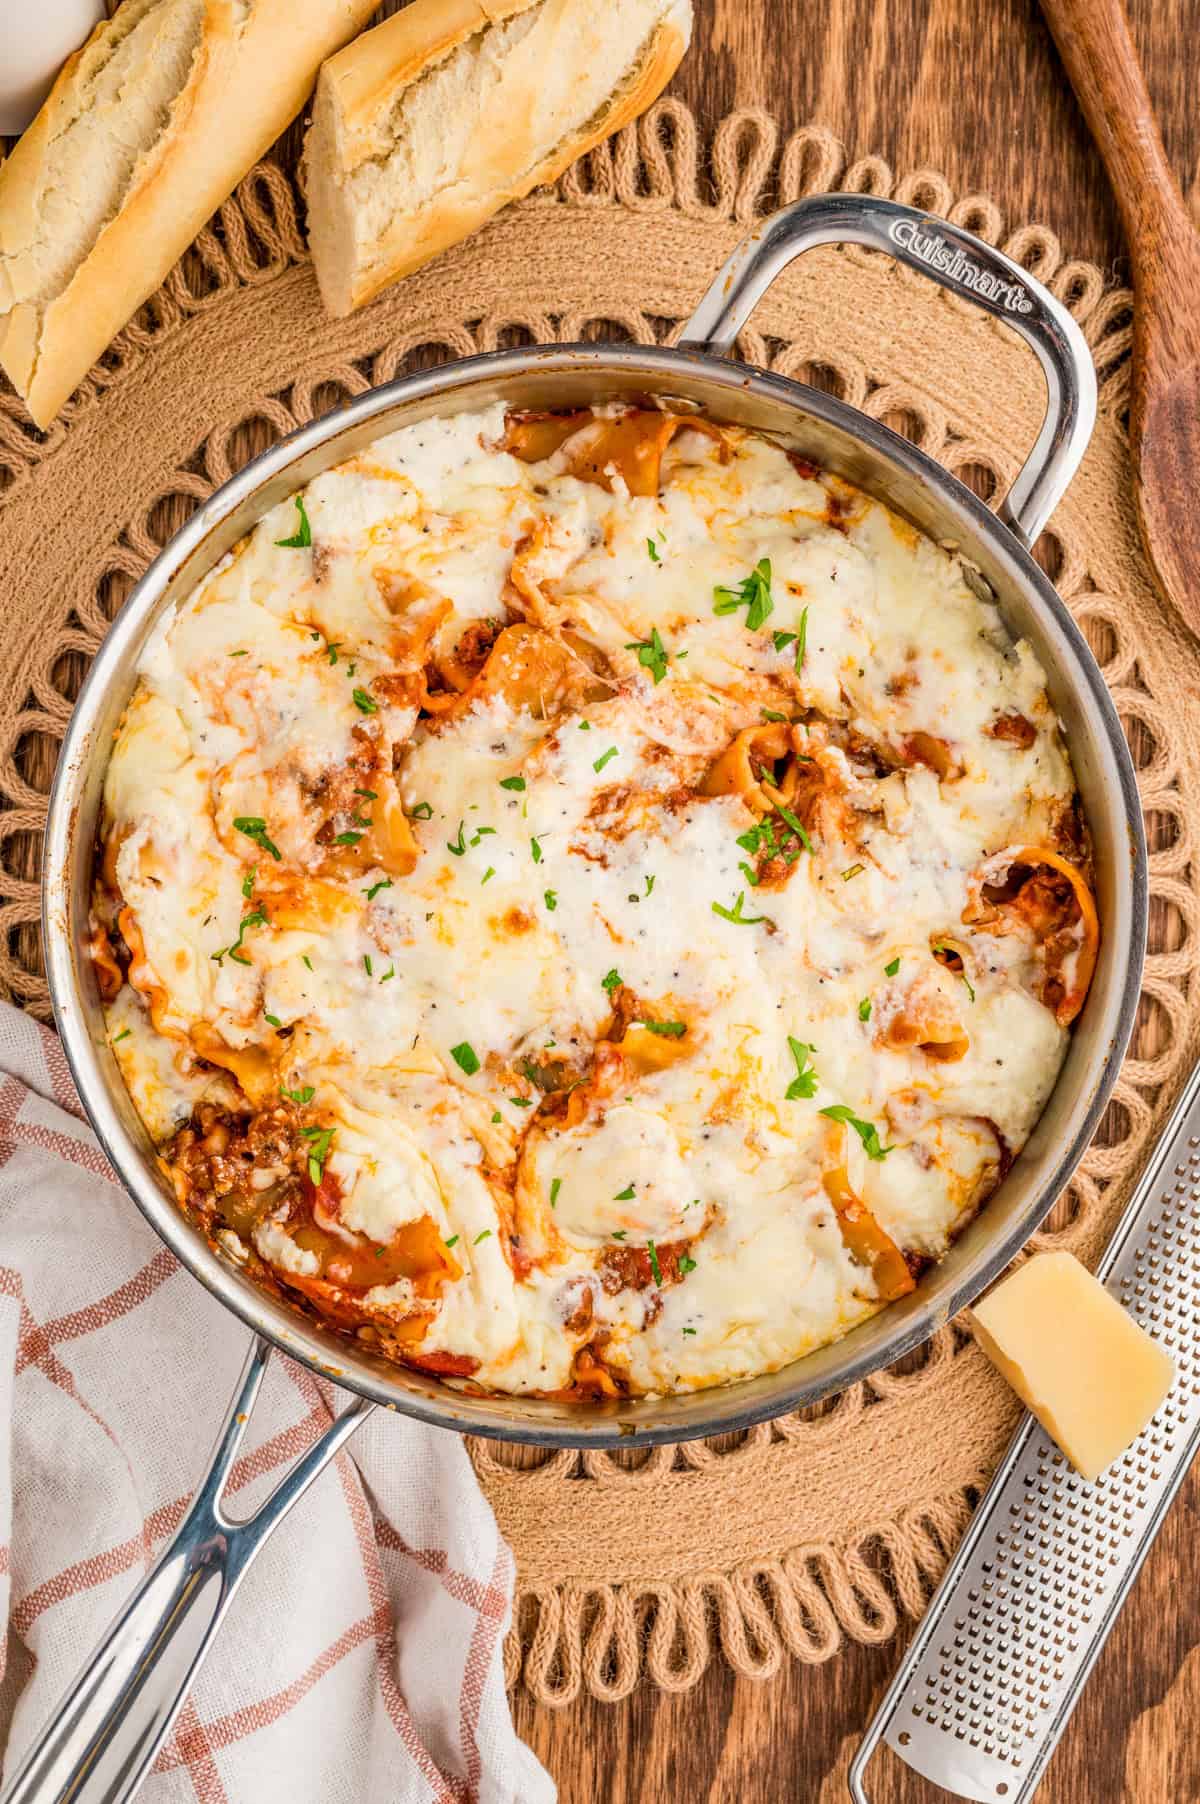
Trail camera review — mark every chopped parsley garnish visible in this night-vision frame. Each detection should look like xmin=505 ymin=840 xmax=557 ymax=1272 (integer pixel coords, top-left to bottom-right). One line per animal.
xmin=481 ymin=866 xmax=496 ymax=884
xmin=794 ymin=606 xmax=809 ymax=672
xmin=264 ymin=1012 xmax=283 ymax=1029
xmin=333 ymin=830 xmax=363 ymax=847
xmin=530 ymin=836 xmax=543 ymax=864
xmin=712 ymin=890 xmax=766 ymax=925
xmin=355 ymin=788 xmax=377 ymax=801
xmin=611 ymin=1230 xmax=627 ymax=1241
xmin=491 ymin=1110 xmax=502 ymax=1124
xmin=444 ymin=1235 xmax=459 ymax=1249
xmin=624 ymin=626 xmax=669 ymax=684
xmin=212 ymin=905 xmax=268 ymax=966
xmin=111 ymin=1027 xmax=132 ymax=1044
xmin=713 ymin=557 xmax=773 ymax=631
xmin=645 ymin=874 xmax=655 ymax=896
xmin=785 ymin=1038 xmax=819 ymax=1100
xmin=736 ymin=807 xmax=811 ymax=867
xmin=858 ymin=998 xmax=872 ymax=1022
xmin=578 ymin=720 xmax=591 ymax=730
xmin=363 ymin=955 xmax=373 ymax=976
xmin=614 ymin=1183 xmax=636 ymax=1201
xmin=275 ymin=495 xmax=312 ymax=548
xmin=739 ymin=861 xmax=760 ymax=887
xmin=884 ymin=956 xmax=901 ymax=977
xmin=410 ymin=801 xmax=433 ymax=820
xmin=474 ymin=1229 xmax=492 ymax=1245
xmin=469 ymin=826 xmax=496 ymax=846
xmin=544 ymin=889 xmax=558 ymax=911
xmin=773 ymin=631 xmax=796 ymax=653
xmin=301 ymin=1124 xmax=335 ymax=1185
xmin=302 ymin=955 xmax=313 ymax=971
xmin=380 ymin=967 xmax=395 ymax=982
xmin=678 ymin=1254 xmax=697 ymax=1274
xmin=281 ymin=1083 xmax=315 ymax=1105
xmin=775 ymin=803 xmax=814 ymax=855
xmin=647 ymin=1240 xmax=663 ymax=1286
xmin=242 ymin=867 xmax=256 ymax=899
xmin=450 ymin=1041 xmax=480 ymax=1076
xmin=550 ymin=1178 xmax=562 ymax=1207
xmin=351 ymin=688 xmax=377 ymax=715
xmin=933 ymin=942 xmax=976 ymax=1003
xmin=841 ymin=863 xmax=865 ymax=882
xmin=638 ymin=1020 xmax=686 ymax=1037
xmin=593 ymin=746 xmax=619 ymax=774
xmin=602 ymin=968 xmax=623 ymax=996
xmin=682 ymin=1325 xmax=696 ymax=1336
xmin=229 ymin=649 xmax=249 ymax=658
xmin=233 ymin=817 xmax=281 ymax=861
xmin=447 ymin=822 xmax=467 ymax=856
xmin=509 ymin=1096 xmax=534 ymax=1109
xmin=761 ymin=707 xmax=789 ymax=723
xmin=499 ymin=776 xmax=526 ymax=792
xmin=326 ymin=642 xmax=341 ymax=665
xmin=820 ymin=1103 xmax=893 ymax=1160
xmin=647 ymin=536 xmax=662 ymax=564
xmin=365 ymin=877 xmax=393 ymax=901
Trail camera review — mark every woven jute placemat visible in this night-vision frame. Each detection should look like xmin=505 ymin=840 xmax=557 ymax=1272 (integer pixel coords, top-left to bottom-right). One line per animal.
xmin=1 ymin=104 xmax=1197 ymax=1704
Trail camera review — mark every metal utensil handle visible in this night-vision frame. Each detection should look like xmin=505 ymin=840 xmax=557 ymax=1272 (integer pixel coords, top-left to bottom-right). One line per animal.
xmin=1 ymin=1337 xmax=372 ymax=1804
xmin=849 ymin=1053 xmax=1200 ymax=1804
xmin=680 ymin=192 xmax=1097 ymax=548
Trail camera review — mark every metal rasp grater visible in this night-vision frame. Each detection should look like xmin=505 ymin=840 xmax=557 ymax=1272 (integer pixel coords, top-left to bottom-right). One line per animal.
xmin=849 ymin=1055 xmax=1200 ymax=1804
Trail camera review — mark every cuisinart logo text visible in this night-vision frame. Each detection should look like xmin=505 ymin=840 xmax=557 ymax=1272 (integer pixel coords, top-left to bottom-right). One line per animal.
xmin=889 ymin=218 xmax=1034 ymax=314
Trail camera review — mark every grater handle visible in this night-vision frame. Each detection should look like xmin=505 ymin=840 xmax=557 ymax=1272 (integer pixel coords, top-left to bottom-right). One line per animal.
xmin=849 ymin=1053 xmax=1200 ymax=1804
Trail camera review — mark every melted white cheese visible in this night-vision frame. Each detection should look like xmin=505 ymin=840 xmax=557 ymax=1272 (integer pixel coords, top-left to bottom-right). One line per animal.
xmin=101 ymin=403 xmax=1084 ymax=1397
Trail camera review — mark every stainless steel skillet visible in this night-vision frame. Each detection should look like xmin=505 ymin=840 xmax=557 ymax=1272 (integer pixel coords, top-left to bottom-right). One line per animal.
xmin=8 ymin=193 xmax=1144 ymax=1802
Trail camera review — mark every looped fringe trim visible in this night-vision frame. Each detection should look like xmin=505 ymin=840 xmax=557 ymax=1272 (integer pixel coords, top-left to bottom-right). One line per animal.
xmin=503 ymin=1488 xmax=979 ymax=1704
xmin=0 ymin=106 xmax=1132 ymax=484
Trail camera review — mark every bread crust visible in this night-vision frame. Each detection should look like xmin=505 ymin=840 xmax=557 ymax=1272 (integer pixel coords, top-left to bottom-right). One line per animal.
xmin=0 ymin=0 xmax=378 ymax=428
xmin=304 ymin=0 xmax=692 ymax=317
xmin=325 ymin=0 xmax=537 ymax=176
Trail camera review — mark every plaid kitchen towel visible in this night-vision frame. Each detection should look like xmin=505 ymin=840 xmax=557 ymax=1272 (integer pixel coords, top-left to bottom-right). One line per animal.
xmin=0 ymin=1003 xmax=554 ymax=1804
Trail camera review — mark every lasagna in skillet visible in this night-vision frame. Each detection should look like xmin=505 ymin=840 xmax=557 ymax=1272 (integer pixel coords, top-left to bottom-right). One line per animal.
xmin=91 ymin=402 xmax=1098 ymax=1397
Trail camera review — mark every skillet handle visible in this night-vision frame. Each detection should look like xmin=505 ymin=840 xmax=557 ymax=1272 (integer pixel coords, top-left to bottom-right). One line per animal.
xmin=679 ymin=192 xmax=1097 ymax=549
xmin=0 ymin=1338 xmax=372 ymax=1804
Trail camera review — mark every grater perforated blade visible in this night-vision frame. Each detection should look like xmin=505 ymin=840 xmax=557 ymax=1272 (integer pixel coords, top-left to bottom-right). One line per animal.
xmin=849 ymin=1055 xmax=1200 ymax=1804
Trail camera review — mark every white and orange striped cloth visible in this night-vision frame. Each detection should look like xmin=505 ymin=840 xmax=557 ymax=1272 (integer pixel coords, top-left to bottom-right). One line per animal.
xmin=0 ymin=1003 xmax=554 ymax=1803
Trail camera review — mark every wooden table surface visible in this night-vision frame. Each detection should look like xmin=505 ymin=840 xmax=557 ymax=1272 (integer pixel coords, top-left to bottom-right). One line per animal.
xmin=7 ymin=1 xmax=1197 ymax=1798
xmin=496 ymin=3 xmax=1200 ymax=1800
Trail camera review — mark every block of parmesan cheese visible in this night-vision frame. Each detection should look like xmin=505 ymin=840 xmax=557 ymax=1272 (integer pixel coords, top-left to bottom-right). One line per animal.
xmin=971 ymin=1251 xmax=1175 ymax=1482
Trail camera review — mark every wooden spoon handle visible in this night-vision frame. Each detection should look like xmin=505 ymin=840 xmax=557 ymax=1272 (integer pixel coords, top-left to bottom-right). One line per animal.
xmin=1039 ymin=0 xmax=1186 ymax=236
xmin=1040 ymin=0 xmax=1200 ymax=374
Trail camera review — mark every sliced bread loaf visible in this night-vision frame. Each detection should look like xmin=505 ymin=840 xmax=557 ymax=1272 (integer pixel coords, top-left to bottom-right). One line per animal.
xmin=0 ymin=0 xmax=377 ymax=428
xmin=303 ymin=0 xmax=692 ymax=317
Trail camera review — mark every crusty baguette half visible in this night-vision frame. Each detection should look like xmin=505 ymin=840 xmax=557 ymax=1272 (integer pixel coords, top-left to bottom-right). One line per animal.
xmin=0 ymin=0 xmax=378 ymax=429
xmin=303 ymin=0 xmax=692 ymax=317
